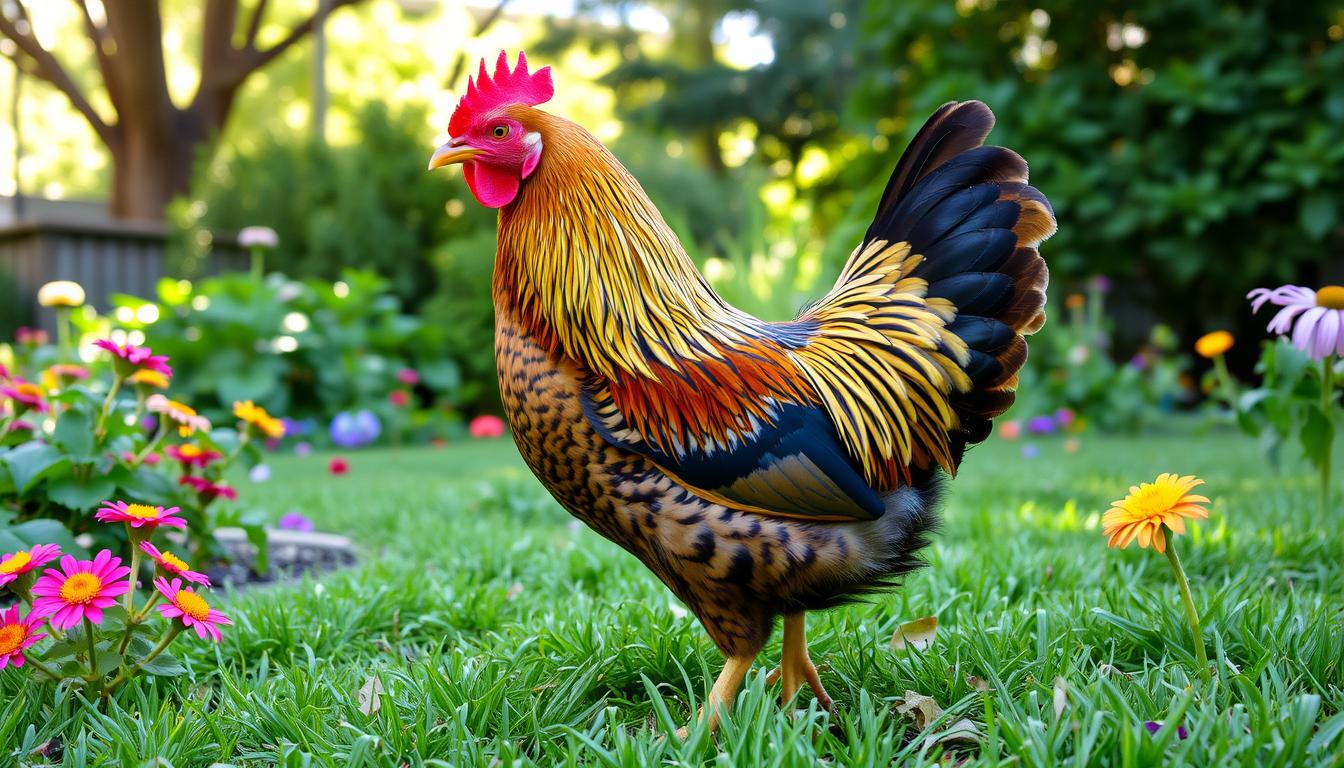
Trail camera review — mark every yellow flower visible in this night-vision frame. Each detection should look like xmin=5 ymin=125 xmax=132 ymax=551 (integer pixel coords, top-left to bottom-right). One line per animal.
xmin=1194 ymin=331 xmax=1234 ymax=359
xmin=1065 ymin=293 xmax=1086 ymax=311
xmin=128 ymin=369 xmax=171 ymax=389
xmin=37 ymin=280 xmax=85 ymax=309
xmin=1103 ymin=474 xmax=1210 ymax=553
xmin=234 ymin=400 xmax=286 ymax=438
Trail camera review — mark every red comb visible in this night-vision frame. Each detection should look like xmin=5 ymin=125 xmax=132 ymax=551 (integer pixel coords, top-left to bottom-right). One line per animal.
xmin=448 ymin=51 xmax=554 ymax=137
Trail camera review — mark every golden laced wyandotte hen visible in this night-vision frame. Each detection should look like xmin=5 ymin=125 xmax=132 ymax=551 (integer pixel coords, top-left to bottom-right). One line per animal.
xmin=430 ymin=51 xmax=1055 ymax=731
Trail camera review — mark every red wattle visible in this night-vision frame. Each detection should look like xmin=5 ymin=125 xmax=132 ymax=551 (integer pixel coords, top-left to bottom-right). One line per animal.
xmin=464 ymin=162 xmax=520 ymax=209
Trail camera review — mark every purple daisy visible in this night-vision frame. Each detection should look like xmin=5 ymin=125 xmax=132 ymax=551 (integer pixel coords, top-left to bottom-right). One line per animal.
xmin=1248 ymin=284 xmax=1344 ymax=360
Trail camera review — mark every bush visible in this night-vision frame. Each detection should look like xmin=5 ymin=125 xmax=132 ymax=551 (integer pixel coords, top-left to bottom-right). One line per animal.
xmin=108 ymin=269 xmax=466 ymax=442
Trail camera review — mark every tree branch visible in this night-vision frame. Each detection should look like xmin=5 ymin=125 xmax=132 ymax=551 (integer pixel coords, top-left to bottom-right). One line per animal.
xmin=0 ymin=1 xmax=115 ymax=144
xmin=448 ymin=0 xmax=513 ymax=87
xmin=71 ymin=0 xmax=122 ymax=113
xmin=241 ymin=0 xmax=363 ymax=78
xmin=243 ymin=0 xmax=269 ymax=48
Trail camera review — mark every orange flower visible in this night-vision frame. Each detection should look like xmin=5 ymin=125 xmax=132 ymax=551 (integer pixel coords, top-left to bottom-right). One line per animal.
xmin=1194 ymin=331 xmax=1233 ymax=359
xmin=1102 ymin=473 xmax=1210 ymax=553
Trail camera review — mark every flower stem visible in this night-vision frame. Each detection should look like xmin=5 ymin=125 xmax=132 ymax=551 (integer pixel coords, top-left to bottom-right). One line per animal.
xmin=96 ymin=375 xmax=124 ymax=440
xmin=83 ymin=616 xmax=102 ymax=690
xmin=1212 ymin=353 xmax=1238 ymax=406
xmin=102 ymin=623 xmax=182 ymax=699
xmin=124 ymin=536 xmax=141 ymax=613
xmin=25 ymin=654 xmax=61 ymax=681
xmin=133 ymin=415 xmax=169 ymax=465
xmin=56 ymin=307 xmax=72 ymax=362
xmin=1162 ymin=533 xmax=1210 ymax=683
xmin=1321 ymin=356 xmax=1336 ymax=519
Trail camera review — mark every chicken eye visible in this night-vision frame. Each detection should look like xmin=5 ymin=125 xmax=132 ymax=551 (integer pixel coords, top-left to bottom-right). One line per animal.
xmin=492 ymin=125 xmax=509 ymax=139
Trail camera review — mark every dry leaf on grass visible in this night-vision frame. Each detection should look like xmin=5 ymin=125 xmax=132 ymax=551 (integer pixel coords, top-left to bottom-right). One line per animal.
xmin=1052 ymin=677 xmax=1069 ymax=719
xmin=922 ymin=718 xmax=984 ymax=751
xmin=358 ymin=676 xmax=386 ymax=716
xmin=891 ymin=615 xmax=938 ymax=651
xmin=895 ymin=690 xmax=943 ymax=729
xmin=895 ymin=690 xmax=986 ymax=751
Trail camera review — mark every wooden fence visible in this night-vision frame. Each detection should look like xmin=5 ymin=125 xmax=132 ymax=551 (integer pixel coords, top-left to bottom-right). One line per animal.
xmin=0 ymin=199 xmax=243 ymax=334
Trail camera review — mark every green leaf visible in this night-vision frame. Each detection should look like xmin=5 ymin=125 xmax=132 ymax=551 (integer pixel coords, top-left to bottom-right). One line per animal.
xmin=1300 ymin=191 xmax=1337 ymax=240
xmin=139 ymin=651 xmax=186 ymax=677
xmin=1300 ymin=407 xmax=1333 ymax=469
xmin=94 ymin=648 xmax=123 ymax=677
xmin=117 ymin=465 xmax=182 ymax=506
xmin=51 ymin=406 xmax=96 ymax=459
xmin=46 ymin=474 xmax=117 ymax=512
xmin=2 ymin=442 xmax=70 ymax=492
xmin=0 ymin=518 xmax=86 ymax=558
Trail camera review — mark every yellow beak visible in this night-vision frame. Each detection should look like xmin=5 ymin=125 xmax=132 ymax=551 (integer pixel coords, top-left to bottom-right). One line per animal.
xmin=428 ymin=142 xmax=481 ymax=170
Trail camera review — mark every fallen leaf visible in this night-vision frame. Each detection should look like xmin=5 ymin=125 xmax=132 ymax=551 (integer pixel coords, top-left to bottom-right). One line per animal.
xmin=891 ymin=615 xmax=938 ymax=651
xmin=965 ymin=675 xmax=989 ymax=692
xmin=895 ymin=690 xmax=943 ymax=730
xmin=358 ymin=676 xmax=385 ymax=716
xmin=1052 ymin=677 xmax=1068 ymax=719
xmin=922 ymin=718 xmax=984 ymax=750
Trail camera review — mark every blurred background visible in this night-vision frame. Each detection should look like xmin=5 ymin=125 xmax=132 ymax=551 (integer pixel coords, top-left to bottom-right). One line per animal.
xmin=0 ymin=0 xmax=1340 ymax=441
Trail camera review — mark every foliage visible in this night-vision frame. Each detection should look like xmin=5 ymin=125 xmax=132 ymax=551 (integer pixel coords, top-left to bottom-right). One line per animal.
xmin=0 ymin=336 xmax=266 ymax=567
xmin=109 ymin=269 xmax=465 ymax=438
xmin=174 ymin=101 xmax=493 ymax=307
xmin=843 ymin=0 xmax=1344 ymax=351
xmin=1234 ymin=338 xmax=1342 ymax=471
xmin=4 ymin=436 xmax=1341 ymax=763
xmin=1012 ymin=285 xmax=1191 ymax=432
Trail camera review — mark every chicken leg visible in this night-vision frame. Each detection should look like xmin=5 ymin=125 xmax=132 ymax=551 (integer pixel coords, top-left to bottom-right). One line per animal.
xmin=678 ymin=653 xmax=755 ymax=737
xmin=776 ymin=612 xmax=834 ymax=711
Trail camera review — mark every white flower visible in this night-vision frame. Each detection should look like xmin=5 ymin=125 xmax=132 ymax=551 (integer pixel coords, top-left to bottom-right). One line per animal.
xmin=237 ymin=226 xmax=279 ymax=249
xmin=37 ymin=280 xmax=85 ymax=308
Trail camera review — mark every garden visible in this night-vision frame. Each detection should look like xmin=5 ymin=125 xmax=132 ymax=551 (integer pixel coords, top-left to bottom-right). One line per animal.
xmin=1 ymin=1 xmax=1343 ymax=766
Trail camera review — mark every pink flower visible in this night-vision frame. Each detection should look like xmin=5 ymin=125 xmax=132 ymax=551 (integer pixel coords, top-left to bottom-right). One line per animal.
xmin=31 ymin=551 xmax=131 ymax=629
xmin=1248 ymin=284 xmax=1344 ymax=360
xmin=147 ymin=394 xmax=211 ymax=437
xmin=95 ymin=500 xmax=187 ymax=530
xmin=396 ymin=368 xmax=419 ymax=385
xmin=94 ymin=339 xmax=172 ymax=377
xmin=139 ymin=542 xmax=210 ymax=587
xmin=15 ymin=326 xmax=48 ymax=346
xmin=329 ymin=457 xmax=349 ymax=476
xmin=164 ymin=443 xmax=223 ymax=469
xmin=154 ymin=577 xmax=232 ymax=642
xmin=0 ymin=543 xmax=62 ymax=588
xmin=998 ymin=420 xmax=1021 ymax=440
xmin=468 ymin=414 xmax=506 ymax=439
xmin=2 ymin=381 xmax=48 ymax=414
xmin=180 ymin=476 xmax=238 ymax=504
xmin=389 ymin=390 xmax=410 ymax=407
xmin=0 ymin=604 xmax=47 ymax=669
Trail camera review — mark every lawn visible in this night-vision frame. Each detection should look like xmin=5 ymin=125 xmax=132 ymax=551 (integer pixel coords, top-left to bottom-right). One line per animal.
xmin=4 ymin=430 xmax=1343 ymax=766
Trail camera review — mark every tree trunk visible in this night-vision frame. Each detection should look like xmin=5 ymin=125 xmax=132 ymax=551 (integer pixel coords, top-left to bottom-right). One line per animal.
xmin=108 ymin=121 xmax=197 ymax=221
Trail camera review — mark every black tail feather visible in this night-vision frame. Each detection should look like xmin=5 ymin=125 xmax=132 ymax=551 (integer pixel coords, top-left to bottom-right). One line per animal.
xmin=863 ymin=100 xmax=1055 ymax=464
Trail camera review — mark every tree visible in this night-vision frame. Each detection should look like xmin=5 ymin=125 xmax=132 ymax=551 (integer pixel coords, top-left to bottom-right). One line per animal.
xmin=0 ymin=0 xmax=365 ymax=220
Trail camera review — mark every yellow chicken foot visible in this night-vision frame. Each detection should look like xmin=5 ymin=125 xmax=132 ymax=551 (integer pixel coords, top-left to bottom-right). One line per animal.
xmin=779 ymin=613 xmax=834 ymax=712
xmin=677 ymin=654 xmax=755 ymax=738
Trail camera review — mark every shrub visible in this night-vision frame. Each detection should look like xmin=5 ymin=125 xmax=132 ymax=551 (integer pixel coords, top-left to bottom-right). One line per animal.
xmin=108 ymin=269 xmax=465 ymax=441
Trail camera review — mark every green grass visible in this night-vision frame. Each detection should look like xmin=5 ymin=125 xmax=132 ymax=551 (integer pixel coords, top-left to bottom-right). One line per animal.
xmin=5 ymin=431 xmax=1344 ymax=766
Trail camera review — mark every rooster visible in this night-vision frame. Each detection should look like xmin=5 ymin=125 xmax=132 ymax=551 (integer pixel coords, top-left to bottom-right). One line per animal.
xmin=430 ymin=51 xmax=1055 ymax=727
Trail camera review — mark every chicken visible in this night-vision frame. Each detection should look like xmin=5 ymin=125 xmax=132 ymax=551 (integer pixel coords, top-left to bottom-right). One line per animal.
xmin=429 ymin=51 xmax=1055 ymax=727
